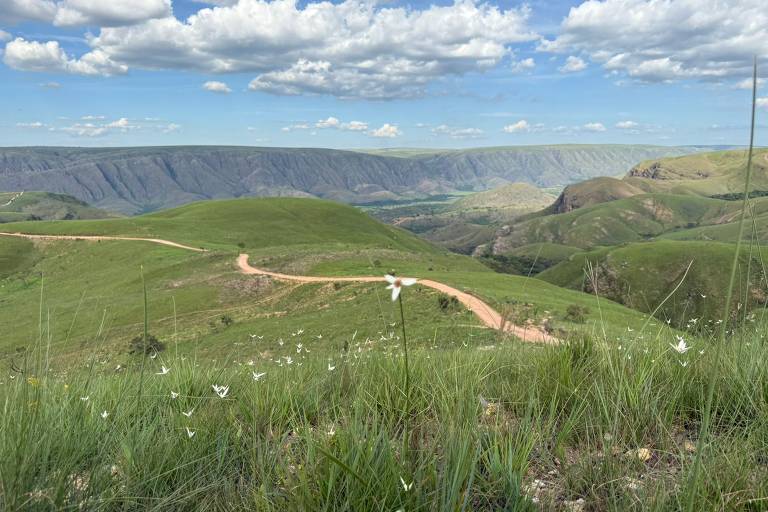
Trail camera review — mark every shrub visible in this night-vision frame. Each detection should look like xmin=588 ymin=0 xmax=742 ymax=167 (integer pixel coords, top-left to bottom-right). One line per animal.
xmin=438 ymin=294 xmax=460 ymax=311
xmin=128 ymin=334 xmax=165 ymax=355
xmin=564 ymin=304 xmax=589 ymax=324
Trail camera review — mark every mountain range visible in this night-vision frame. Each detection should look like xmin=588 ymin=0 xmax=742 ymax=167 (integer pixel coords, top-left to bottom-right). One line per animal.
xmin=0 ymin=145 xmax=714 ymax=214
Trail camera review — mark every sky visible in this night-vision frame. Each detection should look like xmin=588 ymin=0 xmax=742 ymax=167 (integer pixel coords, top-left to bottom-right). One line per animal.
xmin=1 ymin=0 xmax=766 ymax=149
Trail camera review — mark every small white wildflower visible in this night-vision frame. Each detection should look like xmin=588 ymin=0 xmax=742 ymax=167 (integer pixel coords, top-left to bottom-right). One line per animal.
xmin=670 ymin=337 xmax=690 ymax=354
xmin=171 ymin=391 xmax=179 ymax=399
xmin=384 ymin=274 xmax=417 ymax=301
xmin=182 ymin=409 xmax=194 ymax=417
xmin=156 ymin=366 xmax=170 ymax=375
xmin=100 ymin=410 xmax=109 ymax=419
xmin=252 ymin=371 xmax=266 ymax=382
xmin=399 ymin=476 xmax=414 ymax=492
xmin=185 ymin=427 xmax=195 ymax=439
xmin=679 ymin=360 xmax=688 ymax=368
xmin=80 ymin=396 xmax=89 ymax=402
xmin=328 ymin=362 xmax=336 ymax=371
xmin=212 ymin=385 xmax=229 ymax=398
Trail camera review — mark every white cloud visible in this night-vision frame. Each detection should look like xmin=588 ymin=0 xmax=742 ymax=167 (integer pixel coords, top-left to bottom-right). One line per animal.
xmin=510 ymin=57 xmax=535 ymax=73
xmin=281 ymin=123 xmax=310 ymax=132
xmin=0 ymin=30 xmax=11 ymax=42
xmin=163 ymin=123 xmax=180 ymax=133
xmin=615 ymin=120 xmax=638 ymax=129
xmin=40 ymin=81 xmax=62 ymax=88
xmin=81 ymin=114 xmax=105 ymax=120
xmin=370 ymin=123 xmax=401 ymax=138
xmin=203 ymin=80 xmax=231 ymax=93
xmin=59 ymin=123 xmax=109 ymax=137
xmin=734 ymin=77 xmax=765 ymax=90
xmin=16 ymin=121 xmax=46 ymax=128
xmin=583 ymin=122 xmax=606 ymax=132
xmin=342 ymin=120 xmax=368 ymax=131
xmin=541 ymin=0 xmax=768 ymax=83
xmin=0 ymin=0 xmax=170 ymax=27
xmin=73 ymin=0 xmax=537 ymax=99
xmin=313 ymin=117 xmax=369 ymax=131
xmin=559 ymin=55 xmax=587 ymax=73
xmin=432 ymin=124 xmax=483 ymax=139
xmin=757 ymin=98 xmax=768 ymax=109
xmin=3 ymin=38 xmax=126 ymax=76
xmin=503 ymin=119 xmax=530 ymax=133
xmin=315 ymin=116 xmax=341 ymax=129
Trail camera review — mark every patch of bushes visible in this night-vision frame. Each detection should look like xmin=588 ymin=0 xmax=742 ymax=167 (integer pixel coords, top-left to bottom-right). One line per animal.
xmin=128 ymin=334 xmax=166 ymax=355
xmin=437 ymin=294 xmax=460 ymax=312
xmin=564 ymin=304 xmax=590 ymax=324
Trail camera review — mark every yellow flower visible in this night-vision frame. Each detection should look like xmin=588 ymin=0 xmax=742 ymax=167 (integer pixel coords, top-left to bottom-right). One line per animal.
xmin=27 ymin=377 xmax=39 ymax=387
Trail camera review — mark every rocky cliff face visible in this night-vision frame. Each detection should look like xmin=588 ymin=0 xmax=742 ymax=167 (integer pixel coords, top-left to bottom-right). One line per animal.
xmin=0 ymin=145 xmax=703 ymax=214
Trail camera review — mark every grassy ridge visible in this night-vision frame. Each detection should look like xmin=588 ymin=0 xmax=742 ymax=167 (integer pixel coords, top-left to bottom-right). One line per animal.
xmin=0 ymin=191 xmax=115 ymax=223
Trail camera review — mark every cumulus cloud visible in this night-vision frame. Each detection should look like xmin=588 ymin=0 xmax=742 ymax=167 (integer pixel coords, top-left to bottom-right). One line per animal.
xmin=510 ymin=57 xmax=535 ymax=73
xmin=503 ymin=119 xmax=530 ymax=133
xmin=281 ymin=123 xmax=310 ymax=132
xmin=370 ymin=123 xmax=401 ymax=138
xmin=540 ymin=0 xmax=768 ymax=83
xmin=313 ymin=117 xmax=369 ymax=131
xmin=559 ymin=55 xmax=586 ymax=73
xmin=29 ymin=116 xmax=179 ymax=137
xmin=203 ymin=80 xmax=231 ymax=93
xmin=0 ymin=0 xmax=170 ymax=27
xmin=0 ymin=30 xmax=11 ymax=42
xmin=582 ymin=122 xmax=606 ymax=132
xmin=432 ymin=124 xmax=483 ymax=139
xmin=3 ymin=38 xmax=126 ymax=76
xmin=615 ymin=120 xmax=638 ymax=129
xmin=22 ymin=0 xmax=535 ymax=98
xmin=758 ymin=98 xmax=768 ymax=109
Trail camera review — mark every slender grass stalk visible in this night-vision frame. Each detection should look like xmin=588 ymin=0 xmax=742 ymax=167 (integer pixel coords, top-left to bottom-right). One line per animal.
xmin=686 ymin=58 xmax=759 ymax=510
xmin=399 ymin=293 xmax=410 ymax=407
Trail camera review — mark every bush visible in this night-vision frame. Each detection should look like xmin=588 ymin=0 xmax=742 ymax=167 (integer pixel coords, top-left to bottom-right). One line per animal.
xmin=128 ymin=334 xmax=165 ymax=355
xmin=220 ymin=315 xmax=234 ymax=327
xmin=564 ymin=304 xmax=590 ymax=324
xmin=438 ymin=294 xmax=460 ymax=311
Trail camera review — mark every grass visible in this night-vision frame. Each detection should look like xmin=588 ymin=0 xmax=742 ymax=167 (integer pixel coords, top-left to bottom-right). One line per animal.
xmin=0 ymin=192 xmax=115 ymax=223
xmin=5 ymin=315 xmax=768 ymax=510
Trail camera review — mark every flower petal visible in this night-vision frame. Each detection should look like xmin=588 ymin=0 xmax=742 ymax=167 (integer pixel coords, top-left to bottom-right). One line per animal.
xmin=401 ymin=278 xmax=417 ymax=286
xmin=391 ymin=286 xmax=401 ymax=302
xmin=384 ymin=274 xmax=397 ymax=284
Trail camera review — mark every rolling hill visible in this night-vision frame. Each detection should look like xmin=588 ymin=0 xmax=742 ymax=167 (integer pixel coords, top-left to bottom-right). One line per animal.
xmin=0 ymin=145 xmax=707 ymax=214
xmin=0 ymin=191 xmax=115 ymax=223
xmin=0 ymin=197 xmax=651 ymax=363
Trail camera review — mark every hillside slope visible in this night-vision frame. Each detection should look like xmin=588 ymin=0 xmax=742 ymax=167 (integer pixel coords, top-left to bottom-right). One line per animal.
xmin=0 ymin=145 xmax=705 ymax=214
xmin=0 ymin=191 xmax=115 ymax=223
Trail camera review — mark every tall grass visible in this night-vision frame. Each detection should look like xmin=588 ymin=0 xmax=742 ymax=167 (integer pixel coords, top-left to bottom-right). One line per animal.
xmin=5 ymin=319 xmax=768 ymax=510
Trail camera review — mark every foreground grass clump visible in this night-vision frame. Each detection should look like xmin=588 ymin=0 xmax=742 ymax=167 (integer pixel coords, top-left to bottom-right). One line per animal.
xmin=4 ymin=327 xmax=768 ymax=511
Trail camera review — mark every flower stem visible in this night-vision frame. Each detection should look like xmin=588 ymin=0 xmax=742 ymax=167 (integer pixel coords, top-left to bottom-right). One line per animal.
xmin=398 ymin=293 xmax=410 ymax=408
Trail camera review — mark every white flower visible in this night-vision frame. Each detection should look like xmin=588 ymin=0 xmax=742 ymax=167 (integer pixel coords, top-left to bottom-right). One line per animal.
xmin=80 ymin=396 xmax=89 ymax=402
xmin=182 ymin=409 xmax=194 ymax=417
xmin=212 ymin=385 xmax=229 ymax=398
xmin=171 ymin=391 xmax=179 ymax=399
xmin=328 ymin=363 xmax=336 ymax=371
xmin=185 ymin=427 xmax=195 ymax=439
xmin=384 ymin=275 xmax=417 ymax=301
xmin=252 ymin=371 xmax=266 ymax=382
xmin=150 ymin=352 xmax=158 ymax=359
xmin=399 ymin=476 xmax=414 ymax=491
xmin=101 ymin=410 xmax=109 ymax=419
xmin=670 ymin=337 xmax=690 ymax=354
xmin=156 ymin=366 xmax=170 ymax=375
xmin=679 ymin=360 xmax=689 ymax=368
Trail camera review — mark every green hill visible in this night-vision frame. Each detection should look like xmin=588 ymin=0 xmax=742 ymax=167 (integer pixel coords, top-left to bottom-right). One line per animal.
xmin=0 ymin=197 xmax=652 ymax=363
xmin=626 ymin=148 xmax=768 ymax=196
xmin=538 ymin=240 xmax=768 ymax=326
xmin=0 ymin=191 xmax=115 ymax=223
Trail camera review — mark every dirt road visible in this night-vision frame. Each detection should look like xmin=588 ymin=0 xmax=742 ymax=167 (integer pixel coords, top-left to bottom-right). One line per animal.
xmin=237 ymin=254 xmax=556 ymax=344
xmin=0 ymin=231 xmax=556 ymax=344
xmin=0 ymin=232 xmax=206 ymax=252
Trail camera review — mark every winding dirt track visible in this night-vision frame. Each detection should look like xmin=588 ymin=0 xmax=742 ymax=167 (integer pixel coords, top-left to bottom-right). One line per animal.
xmin=238 ymin=255 xmax=555 ymax=344
xmin=0 ymin=231 xmax=556 ymax=344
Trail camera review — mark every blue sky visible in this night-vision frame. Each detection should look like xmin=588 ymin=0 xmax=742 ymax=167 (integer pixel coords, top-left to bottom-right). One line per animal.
xmin=1 ymin=0 xmax=766 ymax=148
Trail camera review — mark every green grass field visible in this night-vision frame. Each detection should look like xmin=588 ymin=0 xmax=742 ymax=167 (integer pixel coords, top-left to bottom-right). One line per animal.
xmin=1 ymin=192 xmax=767 ymax=510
